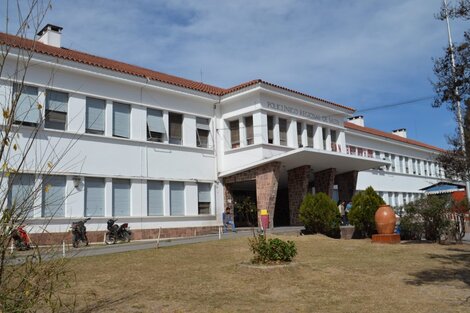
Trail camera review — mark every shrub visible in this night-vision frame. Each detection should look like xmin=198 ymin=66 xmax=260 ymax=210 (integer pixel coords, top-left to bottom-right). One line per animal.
xmin=299 ymin=193 xmax=340 ymax=237
xmin=248 ymin=234 xmax=297 ymax=264
xmin=400 ymin=195 xmax=452 ymax=241
xmin=348 ymin=186 xmax=385 ymax=238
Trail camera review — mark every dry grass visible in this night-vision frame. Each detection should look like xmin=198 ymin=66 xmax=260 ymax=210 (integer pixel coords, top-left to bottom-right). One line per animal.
xmin=62 ymin=234 xmax=470 ymax=313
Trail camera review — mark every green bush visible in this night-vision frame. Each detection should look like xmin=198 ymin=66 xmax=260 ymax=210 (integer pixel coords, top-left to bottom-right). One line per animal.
xmin=348 ymin=186 xmax=385 ymax=238
xmin=248 ymin=234 xmax=297 ymax=264
xmin=299 ymin=193 xmax=340 ymax=237
xmin=400 ymin=195 xmax=452 ymax=241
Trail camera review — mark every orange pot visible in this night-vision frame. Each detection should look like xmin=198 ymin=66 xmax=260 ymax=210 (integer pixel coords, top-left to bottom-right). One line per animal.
xmin=375 ymin=205 xmax=396 ymax=235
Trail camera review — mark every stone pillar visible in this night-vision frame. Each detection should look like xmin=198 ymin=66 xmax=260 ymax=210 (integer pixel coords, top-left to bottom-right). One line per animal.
xmin=288 ymin=165 xmax=310 ymax=226
xmin=255 ymin=162 xmax=281 ymax=229
xmin=336 ymin=171 xmax=358 ymax=202
xmin=314 ymin=168 xmax=336 ymax=197
xmin=223 ymin=183 xmax=234 ymax=211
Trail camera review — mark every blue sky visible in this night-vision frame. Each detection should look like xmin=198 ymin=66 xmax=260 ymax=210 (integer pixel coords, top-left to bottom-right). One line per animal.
xmin=7 ymin=0 xmax=469 ymax=148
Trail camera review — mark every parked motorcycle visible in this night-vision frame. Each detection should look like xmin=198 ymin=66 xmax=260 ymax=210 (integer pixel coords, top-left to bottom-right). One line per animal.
xmin=71 ymin=217 xmax=90 ymax=248
xmin=11 ymin=225 xmax=32 ymax=251
xmin=105 ymin=219 xmax=131 ymax=244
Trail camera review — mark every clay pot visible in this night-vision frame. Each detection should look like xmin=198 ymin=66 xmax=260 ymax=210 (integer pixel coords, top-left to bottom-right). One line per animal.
xmin=375 ymin=205 xmax=396 ymax=235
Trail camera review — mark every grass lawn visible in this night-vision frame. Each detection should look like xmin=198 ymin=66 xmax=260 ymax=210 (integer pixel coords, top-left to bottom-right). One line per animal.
xmin=64 ymin=234 xmax=470 ymax=313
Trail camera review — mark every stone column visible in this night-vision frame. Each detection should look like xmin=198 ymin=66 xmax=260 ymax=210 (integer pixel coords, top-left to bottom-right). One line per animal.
xmin=288 ymin=165 xmax=310 ymax=226
xmin=336 ymin=170 xmax=358 ymax=202
xmin=255 ymin=162 xmax=281 ymax=229
xmin=314 ymin=168 xmax=336 ymax=197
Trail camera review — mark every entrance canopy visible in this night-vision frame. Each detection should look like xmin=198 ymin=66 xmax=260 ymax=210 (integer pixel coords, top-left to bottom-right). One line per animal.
xmin=219 ymin=147 xmax=389 ymax=178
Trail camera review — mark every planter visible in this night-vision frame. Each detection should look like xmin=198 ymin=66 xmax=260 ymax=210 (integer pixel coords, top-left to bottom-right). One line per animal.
xmin=340 ymin=225 xmax=355 ymax=240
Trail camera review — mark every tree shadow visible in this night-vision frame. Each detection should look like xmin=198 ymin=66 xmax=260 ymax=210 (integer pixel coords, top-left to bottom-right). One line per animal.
xmin=76 ymin=291 xmax=142 ymax=313
xmin=406 ymin=249 xmax=470 ymax=288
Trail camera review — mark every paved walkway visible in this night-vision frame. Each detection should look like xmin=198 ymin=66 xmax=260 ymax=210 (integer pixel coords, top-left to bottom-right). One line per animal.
xmin=7 ymin=226 xmax=303 ymax=263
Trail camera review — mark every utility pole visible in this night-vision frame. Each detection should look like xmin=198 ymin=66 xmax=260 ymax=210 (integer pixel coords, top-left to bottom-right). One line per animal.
xmin=443 ymin=0 xmax=470 ymax=202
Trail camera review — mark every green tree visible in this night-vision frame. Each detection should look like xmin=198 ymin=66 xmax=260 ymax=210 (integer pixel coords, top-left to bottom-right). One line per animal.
xmin=348 ymin=186 xmax=385 ymax=238
xmin=299 ymin=192 xmax=340 ymax=237
xmin=400 ymin=195 xmax=452 ymax=242
xmin=433 ymin=0 xmax=470 ymax=181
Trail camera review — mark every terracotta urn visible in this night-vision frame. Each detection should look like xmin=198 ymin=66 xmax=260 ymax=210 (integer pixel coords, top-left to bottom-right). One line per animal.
xmin=375 ymin=205 xmax=396 ymax=235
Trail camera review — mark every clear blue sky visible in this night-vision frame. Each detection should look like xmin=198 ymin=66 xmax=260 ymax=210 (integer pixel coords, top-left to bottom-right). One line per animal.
xmin=6 ymin=0 xmax=469 ymax=149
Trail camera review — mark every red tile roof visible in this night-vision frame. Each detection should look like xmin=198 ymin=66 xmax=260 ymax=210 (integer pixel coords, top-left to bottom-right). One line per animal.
xmin=344 ymin=121 xmax=445 ymax=152
xmin=0 ymin=32 xmax=354 ymax=111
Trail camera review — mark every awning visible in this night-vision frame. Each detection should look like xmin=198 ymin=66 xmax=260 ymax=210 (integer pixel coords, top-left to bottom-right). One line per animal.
xmin=219 ymin=147 xmax=389 ymax=178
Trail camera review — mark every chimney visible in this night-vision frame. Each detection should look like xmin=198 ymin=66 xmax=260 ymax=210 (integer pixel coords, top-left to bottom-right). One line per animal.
xmin=347 ymin=115 xmax=364 ymax=127
xmin=392 ymin=128 xmax=407 ymax=138
xmin=37 ymin=24 xmax=63 ymax=48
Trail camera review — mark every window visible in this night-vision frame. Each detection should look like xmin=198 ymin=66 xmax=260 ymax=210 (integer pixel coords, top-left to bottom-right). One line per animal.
xmin=267 ymin=115 xmax=274 ymax=144
xmin=279 ymin=118 xmax=287 ymax=146
xmin=196 ymin=117 xmax=210 ymax=148
xmin=198 ymin=183 xmax=211 ymax=214
xmin=405 ymin=157 xmax=409 ymax=174
xmin=170 ymin=182 xmax=185 ymax=216
xmin=148 ymin=180 xmax=164 ymax=216
xmin=245 ymin=116 xmax=254 ymax=145
xmin=45 ymin=90 xmax=68 ymax=130
xmin=85 ymin=177 xmax=105 ymax=216
xmin=86 ymin=97 xmax=105 ymax=135
xmin=391 ymin=154 xmax=396 ymax=171
xmin=374 ymin=151 xmax=381 ymax=159
xmin=230 ymin=120 xmax=240 ymax=148
xmin=322 ymin=128 xmax=328 ymax=150
xmin=113 ymin=179 xmax=130 ymax=216
xmin=307 ymin=124 xmax=314 ymax=147
xmin=113 ymin=102 xmax=130 ymax=138
xmin=42 ymin=176 xmax=66 ymax=217
xmin=169 ymin=112 xmax=183 ymax=145
xmin=147 ymin=108 xmax=166 ymax=142
xmin=9 ymin=174 xmax=35 ymax=217
xmin=297 ymin=122 xmax=303 ymax=147
xmin=330 ymin=129 xmax=337 ymax=151
xmin=13 ymin=84 xmax=40 ymax=126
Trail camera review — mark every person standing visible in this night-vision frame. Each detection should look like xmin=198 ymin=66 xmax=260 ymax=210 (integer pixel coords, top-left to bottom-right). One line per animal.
xmin=338 ymin=201 xmax=346 ymax=225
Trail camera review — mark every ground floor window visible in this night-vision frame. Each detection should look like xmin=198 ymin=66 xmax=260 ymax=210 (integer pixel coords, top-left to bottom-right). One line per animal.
xmin=9 ymin=174 xmax=35 ymax=217
xmin=113 ymin=179 xmax=130 ymax=216
xmin=170 ymin=182 xmax=185 ymax=216
xmin=42 ymin=175 xmax=66 ymax=217
xmin=85 ymin=177 xmax=105 ymax=217
xmin=198 ymin=183 xmax=211 ymax=214
xmin=148 ymin=180 xmax=164 ymax=216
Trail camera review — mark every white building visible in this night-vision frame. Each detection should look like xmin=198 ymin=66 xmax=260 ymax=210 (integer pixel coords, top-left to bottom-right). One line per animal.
xmin=0 ymin=25 xmax=447 ymax=243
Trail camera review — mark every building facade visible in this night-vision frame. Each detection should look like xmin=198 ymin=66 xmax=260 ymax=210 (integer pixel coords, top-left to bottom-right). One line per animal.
xmin=0 ymin=25 xmax=448 ymax=243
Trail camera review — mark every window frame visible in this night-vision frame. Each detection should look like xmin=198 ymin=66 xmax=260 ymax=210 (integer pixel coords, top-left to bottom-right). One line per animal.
xmin=45 ymin=89 xmax=68 ymax=130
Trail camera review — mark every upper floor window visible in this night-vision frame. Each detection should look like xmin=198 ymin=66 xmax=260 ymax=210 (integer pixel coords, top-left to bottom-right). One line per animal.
xmin=113 ymin=102 xmax=130 ymax=138
xmin=13 ymin=84 xmax=40 ymax=126
xmin=307 ymin=124 xmax=314 ymax=147
xmin=279 ymin=118 xmax=287 ymax=146
xmin=267 ymin=116 xmax=274 ymax=144
xmin=245 ymin=116 xmax=254 ymax=145
xmin=147 ymin=108 xmax=165 ymax=142
xmin=297 ymin=122 xmax=303 ymax=148
xmin=322 ymin=128 xmax=328 ymax=150
xmin=330 ymin=129 xmax=337 ymax=151
xmin=196 ymin=117 xmax=210 ymax=148
xmin=169 ymin=113 xmax=183 ymax=145
xmin=230 ymin=120 xmax=240 ymax=149
xmin=45 ymin=90 xmax=68 ymax=130
xmin=86 ymin=97 xmax=105 ymax=135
